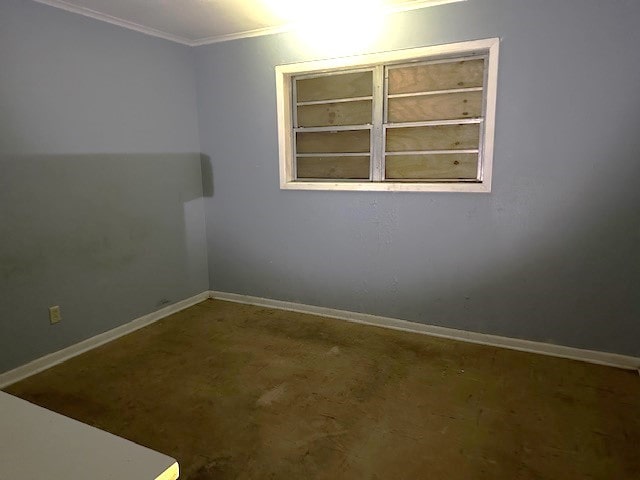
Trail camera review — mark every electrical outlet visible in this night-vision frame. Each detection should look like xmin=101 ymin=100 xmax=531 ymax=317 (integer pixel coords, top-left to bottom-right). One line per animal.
xmin=49 ymin=305 xmax=62 ymax=324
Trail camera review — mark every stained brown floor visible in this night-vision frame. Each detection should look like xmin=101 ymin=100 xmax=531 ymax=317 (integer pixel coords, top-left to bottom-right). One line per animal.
xmin=4 ymin=299 xmax=640 ymax=479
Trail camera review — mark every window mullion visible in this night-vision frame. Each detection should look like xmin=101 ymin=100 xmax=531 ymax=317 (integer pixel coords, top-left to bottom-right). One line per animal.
xmin=371 ymin=65 xmax=385 ymax=182
xmin=291 ymin=78 xmax=298 ymax=180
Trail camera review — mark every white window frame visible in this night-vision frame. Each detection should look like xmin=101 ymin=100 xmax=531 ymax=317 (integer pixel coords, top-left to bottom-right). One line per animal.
xmin=275 ymin=38 xmax=499 ymax=192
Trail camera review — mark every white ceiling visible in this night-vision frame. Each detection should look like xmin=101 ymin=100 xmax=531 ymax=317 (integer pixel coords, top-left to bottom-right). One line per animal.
xmin=33 ymin=0 xmax=462 ymax=46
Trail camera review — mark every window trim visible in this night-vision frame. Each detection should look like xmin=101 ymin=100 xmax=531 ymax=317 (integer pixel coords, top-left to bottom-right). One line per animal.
xmin=275 ymin=38 xmax=499 ymax=192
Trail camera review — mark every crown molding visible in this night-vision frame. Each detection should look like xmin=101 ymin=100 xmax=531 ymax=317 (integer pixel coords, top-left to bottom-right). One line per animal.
xmin=32 ymin=0 xmax=465 ymax=47
xmin=32 ymin=0 xmax=194 ymax=45
xmin=189 ymin=24 xmax=292 ymax=47
xmin=386 ymin=0 xmax=466 ymax=14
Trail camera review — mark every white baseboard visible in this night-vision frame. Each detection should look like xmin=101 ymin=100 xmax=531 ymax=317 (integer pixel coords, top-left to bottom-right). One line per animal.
xmin=3 ymin=290 xmax=637 ymax=389
xmin=209 ymin=290 xmax=640 ymax=371
xmin=0 ymin=291 xmax=210 ymax=388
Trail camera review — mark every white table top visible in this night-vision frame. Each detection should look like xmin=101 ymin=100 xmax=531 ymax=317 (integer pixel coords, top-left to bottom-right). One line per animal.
xmin=0 ymin=391 xmax=178 ymax=480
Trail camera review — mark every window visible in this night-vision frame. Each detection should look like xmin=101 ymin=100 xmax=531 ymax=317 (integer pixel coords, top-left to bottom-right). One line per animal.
xmin=275 ymin=38 xmax=499 ymax=192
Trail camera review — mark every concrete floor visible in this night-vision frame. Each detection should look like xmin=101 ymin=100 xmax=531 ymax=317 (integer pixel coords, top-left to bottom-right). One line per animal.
xmin=5 ymin=299 xmax=640 ymax=479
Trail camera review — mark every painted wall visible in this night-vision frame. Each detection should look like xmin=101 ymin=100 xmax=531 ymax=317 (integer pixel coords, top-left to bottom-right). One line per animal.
xmin=195 ymin=0 xmax=640 ymax=356
xmin=0 ymin=0 xmax=208 ymax=372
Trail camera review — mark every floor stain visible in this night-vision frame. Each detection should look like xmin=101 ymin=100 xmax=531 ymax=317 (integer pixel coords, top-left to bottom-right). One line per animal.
xmin=256 ymin=383 xmax=286 ymax=407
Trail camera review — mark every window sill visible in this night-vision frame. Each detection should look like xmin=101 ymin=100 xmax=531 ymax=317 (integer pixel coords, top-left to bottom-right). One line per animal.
xmin=280 ymin=180 xmax=492 ymax=193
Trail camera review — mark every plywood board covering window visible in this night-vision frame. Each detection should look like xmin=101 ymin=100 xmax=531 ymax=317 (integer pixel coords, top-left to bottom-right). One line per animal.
xmin=276 ymin=38 xmax=499 ymax=192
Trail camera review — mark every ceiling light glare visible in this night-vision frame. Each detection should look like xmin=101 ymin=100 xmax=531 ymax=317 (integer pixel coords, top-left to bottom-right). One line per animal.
xmin=264 ymin=0 xmax=386 ymax=55
xmin=297 ymin=0 xmax=385 ymax=55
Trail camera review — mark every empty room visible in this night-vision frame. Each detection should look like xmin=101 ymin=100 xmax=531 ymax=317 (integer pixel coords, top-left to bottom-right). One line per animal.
xmin=1 ymin=0 xmax=639 ymax=478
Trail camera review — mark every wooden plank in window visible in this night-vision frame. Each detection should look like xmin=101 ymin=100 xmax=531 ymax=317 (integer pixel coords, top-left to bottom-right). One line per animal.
xmin=385 ymin=153 xmax=478 ymax=179
xmin=388 ymin=59 xmax=485 ymax=94
xmin=296 ymin=71 xmax=373 ymax=102
xmin=297 ymin=156 xmax=370 ymax=179
xmin=296 ymin=130 xmax=370 ymax=154
xmin=297 ymin=100 xmax=372 ymax=127
xmin=387 ymin=91 xmax=483 ymax=123
xmin=386 ymin=124 xmax=480 ymax=152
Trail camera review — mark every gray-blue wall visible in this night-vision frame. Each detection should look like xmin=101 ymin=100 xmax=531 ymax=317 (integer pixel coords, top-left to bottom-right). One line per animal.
xmin=195 ymin=0 xmax=640 ymax=356
xmin=0 ymin=0 xmax=208 ymax=372
xmin=2 ymin=0 xmax=638 ymax=372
